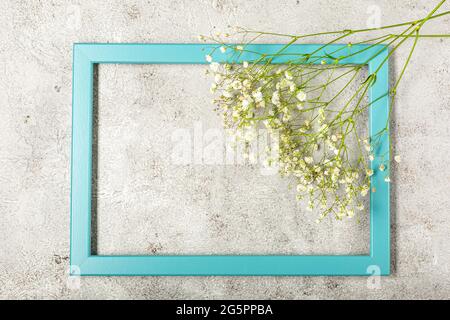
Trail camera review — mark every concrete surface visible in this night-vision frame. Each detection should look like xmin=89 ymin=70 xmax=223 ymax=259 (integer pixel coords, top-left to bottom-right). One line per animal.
xmin=0 ymin=0 xmax=449 ymax=299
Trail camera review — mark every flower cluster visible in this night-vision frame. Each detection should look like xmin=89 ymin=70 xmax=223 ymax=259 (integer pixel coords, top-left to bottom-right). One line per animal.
xmin=204 ymin=49 xmax=386 ymax=221
xmin=196 ymin=0 xmax=450 ymax=222
xmin=198 ymin=1 xmax=450 ymax=219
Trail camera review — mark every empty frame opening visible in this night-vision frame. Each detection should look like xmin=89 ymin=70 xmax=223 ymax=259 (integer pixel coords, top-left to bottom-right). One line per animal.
xmin=91 ymin=63 xmax=370 ymax=255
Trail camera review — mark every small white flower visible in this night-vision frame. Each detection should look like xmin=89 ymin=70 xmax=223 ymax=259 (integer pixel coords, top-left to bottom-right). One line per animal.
xmin=214 ymin=74 xmax=222 ymax=83
xmin=384 ymin=176 xmax=391 ymax=183
xmin=284 ymin=70 xmax=293 ymax=80
xmin=236 ymin=45 xmax=243 ymax=51
xmin=289 ymin=83 xmax=296 ymax=92
xmin=232 ymin=80 xmax=242 ymax=90
xmin=331 ymin=135 xmax=338 ymax=142
xmin=205 ymin=55 xmax=213 ymax=63
xmin=271 ymin=91 xmax=281 ymax=105
xmin=253 ymin=90 xmax=263 ymax=102
xmin=369 ymin=154 xmax=374 ymax=161
xmin=304 ymin=156 xmax=313 ymax=164
xmin=223 ymin=91 xmax=233 ymax=98
xmin=243 ymin=61 xmax=249 ymax=68
xmin=242 ymin=99 xmax=250 ymax=109
xmin=210 ymin=62 xmax=220 ymax=72
xmin=361 ymin=187 xmax=369 ymax=196
xmin=296 ymin=103 xmax=304 ymax=110
xmin=394 ymin=155 xmax=401 ymax=163
xmin=220 ymin=46 xmax=226 ymax=53
xmin=296 ymin=90 xmax=307 ymax=102
xmin=366 ymin=169 xmax=374 ymax=177
xmin=379 ymin=164 xmax=386 ymax=171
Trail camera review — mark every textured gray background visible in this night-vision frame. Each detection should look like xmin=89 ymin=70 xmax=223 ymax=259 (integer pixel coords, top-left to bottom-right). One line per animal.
xmin=0 ymin=0 xmax=449 ymax=299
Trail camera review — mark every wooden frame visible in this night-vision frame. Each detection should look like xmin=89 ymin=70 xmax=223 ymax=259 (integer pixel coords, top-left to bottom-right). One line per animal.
xmin=70 ymin=43 xmax=390 ymax=276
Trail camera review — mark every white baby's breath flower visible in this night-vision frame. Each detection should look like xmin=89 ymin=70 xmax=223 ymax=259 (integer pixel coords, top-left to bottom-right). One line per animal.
xmin=289 ymin=83 xmax=296 ymax=92
xmin=252 ymin=90 xmax=263 ymax=102
xmin=232 ymin=80 xmax=242 ymax=90
xmin=210 ymin=62 xmax=220 ymax=72
xmin=284 ymin=70 xmax=293 ymax=80
xmin=206 ymin=35 xmax=387 ymax=223
xmin=223 ymin=90 xmax=233 ymax=98
xmin=304 ymin=157 xmax=313 ymax=164
xmin=361 ymin=186 xmax=369 ymax=196
xmin=394 ymin=155 xmax=401 ymax=163
xmin=271 ymin=91 xmax=281 ymax=105
xmin=379 ymin=164 xmax=385 ymax=171
xmin=296 ymin=90 xmax=307 ymax=102
xmin=384 ymin=176 xmax=391 ymax=183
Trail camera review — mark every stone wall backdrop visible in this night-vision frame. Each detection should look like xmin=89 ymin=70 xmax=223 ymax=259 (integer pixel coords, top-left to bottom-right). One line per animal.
xmin=0 ymin=0 xmax=449 ymax=299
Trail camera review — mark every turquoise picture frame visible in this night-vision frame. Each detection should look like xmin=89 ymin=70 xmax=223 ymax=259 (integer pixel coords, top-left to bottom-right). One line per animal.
xmin=71 ymin=43 xmax=390 ymax=276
